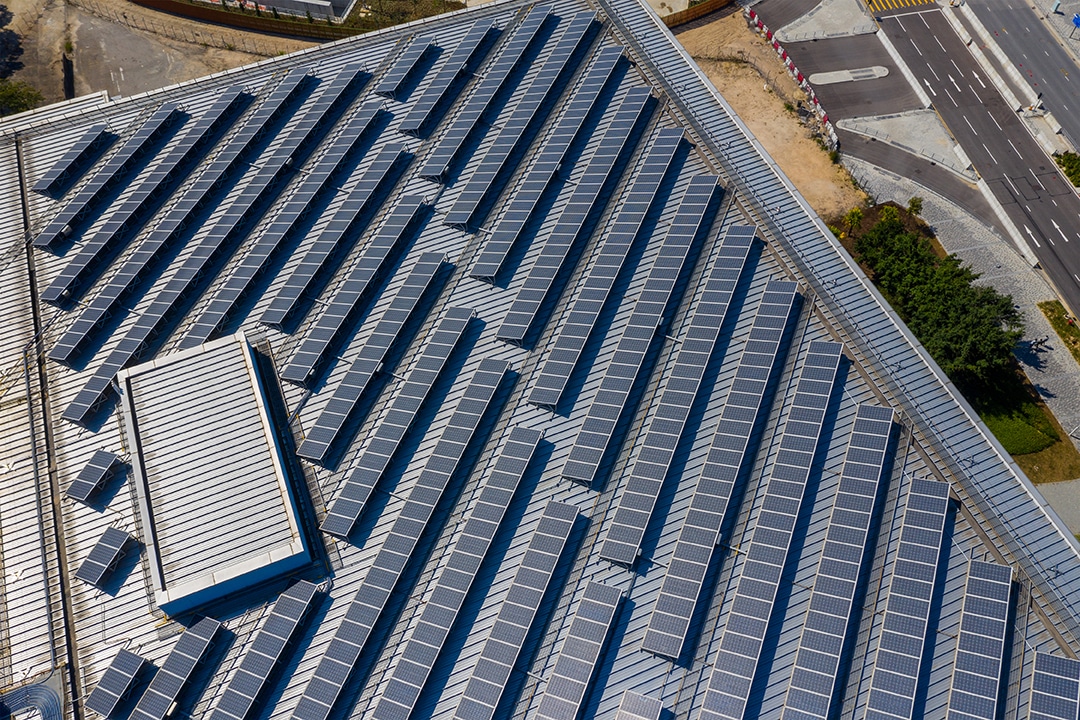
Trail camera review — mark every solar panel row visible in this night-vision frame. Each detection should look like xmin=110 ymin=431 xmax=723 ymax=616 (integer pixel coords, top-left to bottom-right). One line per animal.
xmin=366 ymin=426 xmax=543 ymax=720
xmin=945 ymin=561 xmax=1012 ymax=720
xmin=32 ymin=123 xmax=113 ymax=197
xmin=534 ymin=581 xmax=622 ymax=720
xmin=47 ymin=68 xmax=311 ymax=368
xmin=442 ymin=9 xmax=598 ymax=231
xmin=528 ymin=127 xmax=684 ymax=409
xmin=642 ymin=269 xmax=802 ymax=659
xmin=280 ymin=196 xmax=430 ymax=387
xmin=84 ymin=648 xmax=147 ymax=718
xmin=597 ymin=266 xmax=787 ymax=568
xmin=496 ymin=85 xmax=654 ymax=345
xmin=418 ymin=5 xmax=552 ymax=182
xmin=375 ymin=36 xmax=435 ymax=100
xmin=614 ymin=691 xmax=663 ymax=720
xmin=66 ymin=449 xmax=121 ymax=503
xmin=42 ymin=89 xmax=250 ymax=309
xmin=320 ymin=306 xmax=475 ymax=537
xmin=468 ymin=45 xmax=624 ymax=282
xmin=560 ymin=182 xmax=731 ymax=485
xmin=34 ymin=103 xmax=183 ymax=251
xmin=181 ymin=99 xmax=385 ymax=350
xmin=781 ymin=403 xmax=896 ymax=720
xmin=130 ymin=617 xmax=221 ymax=720
xmin=208 ymin=581 xmax=321 ymax=720
xmin=296 ymin=253 xmax=447 ymax=464
xmin=1030 ymin=652 xmax=1080 ymax=720
xmin=74 ymin=526 xmax=132 ymax=588
xmin=699 ymin=341 xmax=843 ymax=720
xmin=453 ymin=500 xmax=578 ymax=720
xmin=864 ymin=478 xmax=951 ymax=720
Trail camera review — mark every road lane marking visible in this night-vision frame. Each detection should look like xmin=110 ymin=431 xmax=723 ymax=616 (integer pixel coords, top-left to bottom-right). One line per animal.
xmin=963 ymin=115 xmax=978 ymax=135
xmin=927 ymin=63 xmax=940 ymax=81
xmin=1008 ymin=139 xmax=1022 ymax=158
xmin=933 ymin=34 xmax=947 ymax=53
xmin=944 ymin=87 xmax=958 ymax=106
xmin=911 ymin=38 xmax=923 ymax=56
xmin=990 ymin=113 xmax=1002 ymax=131
xmin=1053 ymin=219 xmax=1069 ymax=242
xmin=1006 ymin=175 xmax=1021 ymax=196
xmin=951 ymin=59 xmax=964 ymax=76
xmin=1025 ymin=225 xmax=1041 ymax=247
xmin=923 ymin=78 xmax=937 ymax=96
xmin=982 ymin=143 xmax=997 ymax=162
xmin=948 ymin=74 xmax=962 ymax=93
xmin=974 ymin=72 xmax=987 ymax=89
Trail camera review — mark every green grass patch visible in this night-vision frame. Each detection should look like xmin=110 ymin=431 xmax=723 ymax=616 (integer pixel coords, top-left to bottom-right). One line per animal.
xmin=1039 ymin=300 xmax=1080 ymax=367
xmin=977 ymin=396 xmax=1059 ymax=455
xmin=1055 ymin=152 xmax=1080 ymax=188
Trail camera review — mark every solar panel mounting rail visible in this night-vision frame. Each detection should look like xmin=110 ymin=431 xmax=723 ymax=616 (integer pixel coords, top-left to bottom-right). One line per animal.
xmin=365 ymin=426 xmax=543 ymax=720
xmin=561 ymin=180 xmax=730 ymax=485
xmin=74 ymin=526 xmax=132 ymax=588
xmin=375 ymin=36 xmax=435 ymax=100
xmin=129 ymin=617 xmax=221 ymax=720
xmin=319 ymin=306 xmax=475 ymax=538
xmin=32 ymin=123 xmax=113 ymax=197
xmin=495 ymin=85 xmax=654 ymax=346
xmin=84 ymin=648 xmax=147 ymax=718
xmin=1030 ymin=652 xmax=1080 ymax=720
xmin=66 ymin=450 xmax=121 ymax=503
xmin=527 ymin=126 xmax=684 ymax=409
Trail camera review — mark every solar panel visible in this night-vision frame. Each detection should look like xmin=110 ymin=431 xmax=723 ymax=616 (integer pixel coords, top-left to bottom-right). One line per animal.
xmin=945 ymin=561 xmax=1012 ymax=720
xmin=84 ymin=648 xmax=147 ymax=718
xmin=452 ymin=500 xmax=578 ymax=720
xmin=495 ymin=86 xmax=654 ymax=346
xmin=442 ymin=10 xmax=598 ymax=231
xmin=1030 ymin=652 xmax=1080 ymax=720
xmin=41 ymin=89 xmax=250 ymax=309
xmin=63 ymin=65 xmax=360 ymax=426
xmin=208 ymin=581 xmax=320 ymax=720
xmin=129 ymin=617 xmax=221 ymax=720
xmin=320 ymin=306 xmax=475 ymax=538
xmin=534 ymin=582 xmax=622 ymax=720
xmin=469 ymin=45 xmax=624 ymax=282
xmin=34 ymin=103 xmax=183 ymax=251
xmin=48 ymin=68 xmax=311 ymax=369
xmin=66 ymin=450 xmax=121 ymax=503
xmin=375 ymin=36 xmax=435 ymax=100
xmin=863 ymin=479 xmax=951 ymax=720
xmin=528 ymin=127 xmax=684 ymax=409
xmin=296 ymin=253 xmax=447 ymax=464
xmin=73 ymin=527 xmax=131 ymax=588
xmin=181 ymin=100 xmax=384 ymax=349
xmin=417 ymin=5 xmax=551 ymax=183
xmin=280 ymin=198 xmax=430 ymax=387
xmin=259 ymin=143 xmax=409 ymax=332
xmin=615 ymin=691 xmax=663 ymax=720
xmin=561 ymin=181 xmax=730 ymax=485
xmin=598 ymin=274 xmax=795 ymax=568
xmin=32 ymin=123 xmax=114 ymax=197
xmin=398 ymin=19 xmax=499 ymax=138
xmin=642 ymin=287 xmax=813 ymax=659
xmin=365 ymin=426 xmax=543 ymax=720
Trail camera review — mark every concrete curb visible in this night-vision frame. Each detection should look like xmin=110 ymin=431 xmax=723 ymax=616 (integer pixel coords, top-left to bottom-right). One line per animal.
xmin=975 ymin=175 xmax=1041 ymax=267
xmin=957 ymin=1 xmax=1040 ymax=107
xmin=836 ymin=115 xmax=977 ymax=180
xmin=875 ymin=29 xmax=933 ymax=108
xmin=941 ymin=6 xmax=1026 ymax=111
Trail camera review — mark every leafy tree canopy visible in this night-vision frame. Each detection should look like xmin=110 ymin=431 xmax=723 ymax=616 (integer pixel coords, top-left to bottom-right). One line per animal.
xmin=0 ymin=78 xmax=43 ymax=116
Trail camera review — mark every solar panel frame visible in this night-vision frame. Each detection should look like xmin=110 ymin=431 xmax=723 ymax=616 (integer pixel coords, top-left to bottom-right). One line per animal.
xmin=74 ymin=526 xmax=132 ymax=588
xmin=129 ymin=617 xmax=221 ymax=720
xmin=32 ymin=123 xmax=114 ymax=197
xmin=614 ymin=691 xmax=663 ymax=720
xmin=1030 ymin=652 xmax=1080 ymax=720
xmin=375 ymin=36 xmax=436 ymax=100
xmin=66 ymin=450 xmax=121 ymax=503
xmin=84 ymin=648 xmax=147 ymax=718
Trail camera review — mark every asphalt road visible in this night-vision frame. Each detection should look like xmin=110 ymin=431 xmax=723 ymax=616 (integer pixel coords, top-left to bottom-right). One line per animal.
xmin=882 ymin=8 xmax=1080 ymax=316
xmin=749 ymin=0 xmax=821 ymax=31
xmin=966 ymin=0 xmax=1080 ymax=147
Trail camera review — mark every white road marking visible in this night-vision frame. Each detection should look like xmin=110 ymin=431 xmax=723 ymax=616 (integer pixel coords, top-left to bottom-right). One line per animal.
xmin=1053 ymin=219 xmax=1069 ymax=242
xmin=944 ymin=87 xmax=959 ymax=107
xmin=896 ymin=17 xmax=907 ymax=31
xmin=1006 ymin=175 xmax=1021 ymax=196
xmin=1008 ymin=139 xmax=1022 ymax=158
xmin=948 ymin=74 xmax=962 ymax=93
xmin=934 ymin=34 xmax=947 ymax=53
xmin=964 ymin=115 xmax=978 ymax=135
xmin=1026 ymin=225 xmax=1041 ymax=247
xmin=927 ymin=63 xmax=940 ymax=81
xmin=1075 ymin=273 xmax=1080 ymax=282
xmin=1053 ymin=199 xmax=1059 ymax=207
xmin=912 ymin=38 xmax=923 ymax=57
xmin=969 ymin=84 xmax=977 ymax=94
xmin=974 ymin=72 xmax=987 ymax=89
xmin=923 ymin=78 xmax=937 ymax=96
xmin=990 ymin=113 xmax=1002 ymax=131
xmin=951 ymin=59 xmax=964 ymax=76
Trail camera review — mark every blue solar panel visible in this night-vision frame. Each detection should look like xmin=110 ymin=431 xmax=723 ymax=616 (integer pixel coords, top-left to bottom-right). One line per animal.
xmin=442 ymin=10 xmax=597 ymax=230
xmin=615 ymin=691 xmax=663 ymax=720
xmin=32 ymin=123 xmax=114 ymax=197
xmin=496 ymin=86 xmax=654 ymax=345
xmin=561 ymin=181 xmax=730 ymax=485
xmin=130 ymin=617 xmax=221 ymax=720
xmin=469 ymin=45 xmax=624 ymax=282
xmin=47 ymin=68 xmax=311 ymax=369
xmin=66 ymin=449 xmax=121 ymax=503
xmin=945 ymin=561 xmax=1011 ymax=720
xmin=74 ymin=527 xmax=132 ymax=588
xmin=85 ymin=648 xmax=147 ymax=718
xmin=320 ymin=307 xmax=475 ymax=538
xmin=375 ymin=36 xmax=435 ymax=100
xmin=41 ymin=89 xmax=250 ymax=309
xmin=528 ymin=127 xmax=684 ymax=409
xmin=1031 ymin=653 xmax=1080 ymax=720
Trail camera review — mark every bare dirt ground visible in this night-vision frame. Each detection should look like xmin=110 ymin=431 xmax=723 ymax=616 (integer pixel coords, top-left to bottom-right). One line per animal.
xmin=675 ymin=7 xmax=866 ymax=223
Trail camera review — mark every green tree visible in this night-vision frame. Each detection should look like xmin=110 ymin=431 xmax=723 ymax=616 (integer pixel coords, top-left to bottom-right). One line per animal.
xmin=908 ymin=196 xmax=923 ymax=216
xmin=0 ymin=78 xmax=42 ymax=116
xmin=844 ymin=206 xmax=863 ymax=236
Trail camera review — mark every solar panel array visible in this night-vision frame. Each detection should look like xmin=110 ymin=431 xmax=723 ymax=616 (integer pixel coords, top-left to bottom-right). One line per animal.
xmin=181 ymin=99 xmax=384 ymax=350
xmin=84 ymin=648 xmax=147 ymax=718
xmin=208 ymin=581 xmax=321 ymax=720
xmin=864 ymin=479 xmax=951 ymax=720
xmin=296 ymin=252 xmax=446 ymax=464
xmin=598 ymin=270 xmax=789 ymax=568
xmin=34 ymin=103 xmax=182 ymax=251
xmin=280 ymin=197 xmax=430 ymax=387
xmin=496 ymin=86 xmax=653 ymax=345
xmin=368 ymin=426 xmax=543 ymax=720
xmin=781 ymin=403 xmax=896 ymax=720
xmin=418 ymin=5 xmax=552 ymax=182
xmin=641 ymin=275 xmax=802 ymax=659
xmin=614 ymin=691 xmax=663 ymax=720
xmin=528 ymin=127 xmax=684 ymax=409
xmin=453 ymin=500 xmax=578 ymax=720
xmin=398 ymin=20 xmax=498 ymax=138
xmin=1030 ymin=652 xmax=1080 ymax=720
xmin=320 ymin=306 xmax=475 ymax=537
xmin=260 ymin=143 xmax=408 ymax=332
xmin=66 ymin=449 xmax=120 ymax=503
xmin=73 ymin=526 xmax=131 ymax=588
xmin=41 ymin=88 xmax=249 ymax=309
xmin=469 ymin=44 xmax=624 ymax=281
xmin=945 ymin=561 xmax=1012 ymax=720
xmin=375 ymin=37 xmax=435 ymax=100
xmin=32 ymin=123 xmax=113 ymax=197
xmin=699 ymin=341 xmax=842 ymax=720
xmin=441 ymin=9 xmax=597 ymax=231
xmin=130 ymin=617 xmax=221 ymax=720
xmin=534 ymin=581 xmax=622 ymax=720
xmin=47 ymin=67 xmax=311 ymax=369
xmin=561 ymin=182 xmax=732 ymax=485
